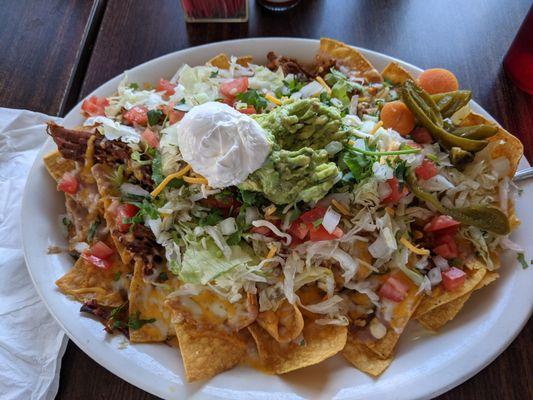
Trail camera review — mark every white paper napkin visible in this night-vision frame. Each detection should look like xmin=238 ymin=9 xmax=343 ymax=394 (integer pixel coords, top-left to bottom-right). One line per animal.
xmin=0 ymin=108 xmax=68 ymax=400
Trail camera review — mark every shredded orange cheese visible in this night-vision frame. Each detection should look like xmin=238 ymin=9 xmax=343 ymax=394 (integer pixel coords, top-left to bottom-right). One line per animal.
xmin=385 ymin=207 xmax=395 ymax=217
xmin=315 ymin=76 xmax=332 ymax=95
xmin=265 ymin=94 xmax=282 ymax=106
xmin=264 ymin=204 xmax=277 ymax=218
xmin=150 ymin=164 xmax=191 ymax=197
xmin=183 ymin=176 xmax=209 ymax=185
xmin=331 ymin=199 xmax=350 ymax=216
xmin=266 ymin=244 xmax=277 ymax=259
xmin=370 ymin=120 xmax=384 ymax=135
xmin=400 ymin=236 xmax=430 ymax=256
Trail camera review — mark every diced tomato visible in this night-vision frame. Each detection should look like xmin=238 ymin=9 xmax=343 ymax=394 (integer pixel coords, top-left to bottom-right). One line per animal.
xmin=379 ymin=276 xmax=409 ymax=302
xmin=81 ymin=253 xmax=112 ymax=270
xmin=288 ymin=220 xmax=309 ymax=240
xmin=141 ymin=128 xmax=160 ymax=148
xmin=168 ymin=109 xmax=185 ymax=124
xmin=156 ymin=78 xmax=176 ymax=96
xmin=415 ymin=159 xmax=438 ymax=180
xmin=433 ymin=235 xmax=458 ymax=259
xmin=238 ymin=105 xmax=256 ymax=114
xmin=219 ymin=77 xmax=249 ymax=99
xmin=251 ymin=226 xmax=272 ymax=236
xmin=58 ymin=173 xmax=78 ymax=195
xmin=424 ymin=215 xmax=461 ymax=233
xmin=300 ymin=206 xmax=327 ymax=224
xmin=441 ymin=267 xmax=466 ymax=291
xmin=116 ymin=203 xmax=139 ymax=233
xmin=81 ymin=96 xmax=108 ymax=117
xmin=411 ymin=127 xmax=433 ymax=144
xmin=90 ymin=241 xmax=114 ymax=259
xmin=308 ymin=224 xmax=343 ymax=241
xmin=123 ymin=106 xmax=148 ymax=125
xmin=382 ymin=177 xmax=409 ymax=204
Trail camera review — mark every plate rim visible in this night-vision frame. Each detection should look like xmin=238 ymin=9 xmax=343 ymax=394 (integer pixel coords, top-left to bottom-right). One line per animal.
xmin=21 ymin=37 xmax=533 ymax=400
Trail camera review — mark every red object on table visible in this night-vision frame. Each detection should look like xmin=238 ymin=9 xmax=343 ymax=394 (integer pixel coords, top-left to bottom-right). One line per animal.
xmin=504 ymin=5 xmax=533 ymax=94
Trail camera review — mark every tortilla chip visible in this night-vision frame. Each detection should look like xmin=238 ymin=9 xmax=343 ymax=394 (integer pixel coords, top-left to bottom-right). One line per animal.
xmin=173 ymin=321 xmax=246 ymax=382
xmin=459 ymin=111 xmax=523 ymax=176
xmin=256 ymin=300 xmax=304 ymax=343
xmin=128 ymin=258 xmax=178 ymax=342
xmin=56 ymin=252 xmax=130 ymax=307
xmin=342 ymin=333 xmax=393 ymax=376
xmin=208 ymin=54 xmax=253 ymax=69
xmin=365 ymin=276 xmax=422 ymax=359
xmin=91 ymin=164 xmax=132 ymax=264
xmin=43 ymin=150 xmax=76 ymax=182
xmin=381 ymin=62 xmax=415 ymax=85
xmin=317 ymin=38 xmax=381 ymax=81
xmin=414 ymin=267 xmax=486 ymax=318
xmin=247 ymin=319 xmax=347 ymax=374
xmin=417 ymin=270 xmax=499 ymax=331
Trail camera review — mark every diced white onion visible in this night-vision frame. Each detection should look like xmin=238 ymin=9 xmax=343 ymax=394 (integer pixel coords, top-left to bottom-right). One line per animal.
xmin=499 ymin=176 xmax=509 ymax=215
xmin=428 ymin=267 xmax=442 ymax=286
xmin=325 ymin=141 xmax=343 ymax=155
xmin=378 ymin=181 xmax=392 ymax=200
xmin=218 ymin=217 xmax=237 ymax=235
xmin=433 ymin=255 xmax=449 ymax=270
xmin=298 ymin=81 xmax=324 ymax=98
xmin=348 ymin=95 xmax=359 ymax=115
xmin=369 ymin=318 xmax=387 ymax=339
xmin=73 ymin=242 xmax=89 ymax=253
xmin=491 ymin=157 xmax=510 ymax=178
xmin=245 ymin=207 xmax=259 ymax=225
xmin=252 ymin=220 xmax=292 ymax=245
xmin=120 ymin=183 xmax=150 ymax=198
xmin=373 ymin=162 xmax=394 ymax=181
xmin=322 ymin=207 xmax=341 ymax=234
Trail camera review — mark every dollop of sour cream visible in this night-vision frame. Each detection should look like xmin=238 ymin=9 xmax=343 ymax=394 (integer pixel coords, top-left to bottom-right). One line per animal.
xmin=176 ymin=102 xmax=270 ymax=188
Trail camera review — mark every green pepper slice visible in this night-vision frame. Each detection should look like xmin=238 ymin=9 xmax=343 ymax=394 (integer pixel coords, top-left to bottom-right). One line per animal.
xmin=431 ymin=90 xmax=472 ymax=118
xmin=451 ymin=124 xmax=498 ymax=140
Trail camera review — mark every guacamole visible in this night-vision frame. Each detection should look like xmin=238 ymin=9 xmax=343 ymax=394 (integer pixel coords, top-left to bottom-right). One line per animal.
xmin=240 ymin=99 xmax=347 ymax=204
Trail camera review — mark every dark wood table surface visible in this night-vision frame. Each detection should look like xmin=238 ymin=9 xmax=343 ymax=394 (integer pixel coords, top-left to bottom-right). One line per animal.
xmin=1 ymin=0 xmax=531 ymax=398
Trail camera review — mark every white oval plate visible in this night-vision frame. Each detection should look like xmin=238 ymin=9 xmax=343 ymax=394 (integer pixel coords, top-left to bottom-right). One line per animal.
xmin=22 ymin=38 xmax=532 ymax=400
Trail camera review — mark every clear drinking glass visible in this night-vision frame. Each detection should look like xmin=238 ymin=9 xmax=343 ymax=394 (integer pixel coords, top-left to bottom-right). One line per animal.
xmin=503 ymin=5 xmax=533 ymax=94
xmin=180 ymin=0 xmax=249 ymax=22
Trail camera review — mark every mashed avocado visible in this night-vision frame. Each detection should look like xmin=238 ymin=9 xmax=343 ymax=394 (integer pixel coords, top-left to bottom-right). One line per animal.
xmin=240 ymin=99 xmax=347 ymax=204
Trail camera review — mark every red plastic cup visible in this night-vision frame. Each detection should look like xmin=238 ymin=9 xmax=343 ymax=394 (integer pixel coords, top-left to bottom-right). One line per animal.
xmin=503 ymin=5 xmax=533 ymax=94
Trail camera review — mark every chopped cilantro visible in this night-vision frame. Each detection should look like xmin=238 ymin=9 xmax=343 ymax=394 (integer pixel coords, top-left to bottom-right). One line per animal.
xmin=113 ymin=272 xmax=121 ymax=281
xmin=124 ymin=198 xmax=159 ymax=224
xmin=147 ymin=109 xmax=163 ymax=126
xmin=158 ymin=271 xmax=168 ymax=282
xmin=127 ymin=311 xmax=156 ymax=330
xmin=87 ymin=218 xmax=101 ymax=242
xmin=343 ymin=150 xmax=374 ymax=183
xmin=128 ymin=83 xmax=139 ymax=90
xmin=394 ymin=161 xmax=408 ymax=182
xmin=239 ymin=189 xmax=269 ymax=208
xmin=226 ymin=231 xmax=242 ymax=246
xmin=517 ymin=253 xmax=529 ymax=269
xmin=209 ymin=70 xmax=219 ymax=78
xmin=199 ymin=209 xmax=224 ymax=226
xmin=62 ymin=217 xmax=71 ymax=228
xmin=151 ymin=152 xmax=164 ymax=185
xmin=312 ymin=218 xmax=323 ymax=228
xmin=235 ymin=89 xmax=268 ymax=112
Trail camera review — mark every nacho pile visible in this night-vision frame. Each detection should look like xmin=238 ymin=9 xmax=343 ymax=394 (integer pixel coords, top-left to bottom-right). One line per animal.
xmin=45 ymin=38 xmax=523 ymax=381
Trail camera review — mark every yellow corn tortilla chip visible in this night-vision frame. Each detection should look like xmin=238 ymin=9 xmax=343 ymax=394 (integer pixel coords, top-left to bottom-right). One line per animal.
xmin=128 ymin=258 xmax=179 ymax=342
xmin=247 ymin=319 xmax=347 ymax=374
xmin=256 ymin=300 xmax=304 ymax=343
xmin=342 ymin=333 xmax=393 ymax=377
xmin=414 ymin=267 xmax=486 ymax=318
xmin=381 ymin=62 xmax=415 ymax=85
xmin=417 ymin=270 xmax=499 ymax=331
xmin=43 ymin=150 xmax=76 ymax=182
xmin=208 ymin=54 xmax=253 ymax=69
xmin=365 ymin=278 xmax=422 ymax=359
xmin=459 ymin=111 xmax=523 ymax=176
xmin=56 ymin=252 xmax=130 ymax=307
xmin=317 ymin=37 xmax=381 ymax=81
xmin=173 ymin=321 xmax=246 ymax=382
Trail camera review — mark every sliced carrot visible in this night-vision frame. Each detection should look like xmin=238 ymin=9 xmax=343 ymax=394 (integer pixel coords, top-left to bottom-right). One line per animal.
xmin=418 ymin=68 xmax=459 ymax=94
xmin=380 ymin=100 xmax=415 ymax=136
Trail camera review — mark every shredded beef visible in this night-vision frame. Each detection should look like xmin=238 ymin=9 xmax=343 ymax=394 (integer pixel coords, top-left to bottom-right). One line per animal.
xmin=118 ymin=224 xmax=163 ymax=275
xmin=47 ymin=122 xmax=131 ymax=164
xmin=267 ymin=51 xmax=315 ymax=78
xmin=80 ymin=300 xmax=129 ymax=337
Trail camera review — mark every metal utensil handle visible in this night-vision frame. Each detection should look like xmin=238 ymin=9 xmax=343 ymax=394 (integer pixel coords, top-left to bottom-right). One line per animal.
xmin=514 ymin=167 xmax=533 ymax=182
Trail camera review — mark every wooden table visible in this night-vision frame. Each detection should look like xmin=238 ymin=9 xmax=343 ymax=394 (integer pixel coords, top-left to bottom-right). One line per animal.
xmin=1 ymin=0 xmax=531 ymax=398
